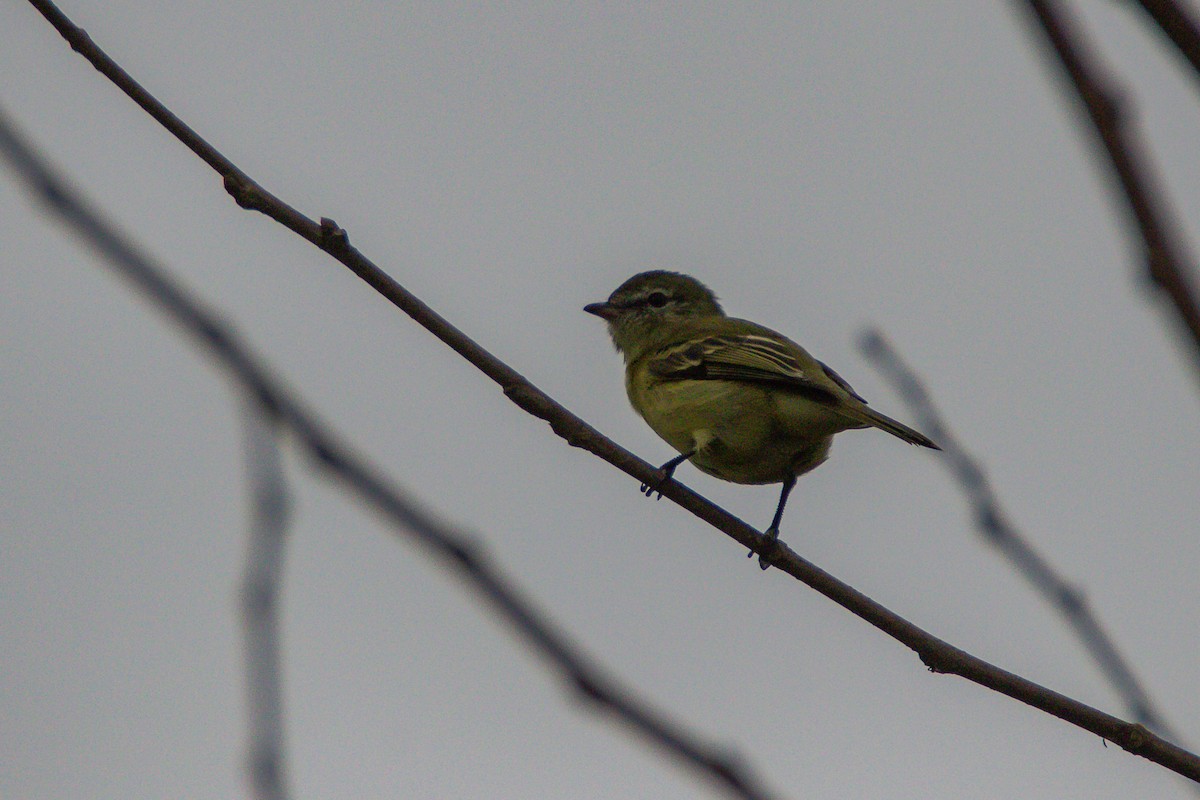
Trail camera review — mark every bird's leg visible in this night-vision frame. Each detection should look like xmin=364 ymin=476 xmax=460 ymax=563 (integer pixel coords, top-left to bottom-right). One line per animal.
xmin=750 ymin=475 xmax=797 ymax=570
xmin=640 ymin=450 xmax=694 ymax=499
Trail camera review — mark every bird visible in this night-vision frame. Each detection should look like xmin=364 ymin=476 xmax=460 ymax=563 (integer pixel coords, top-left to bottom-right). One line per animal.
xmin=584 ymin=270 xmax=939 ymax=568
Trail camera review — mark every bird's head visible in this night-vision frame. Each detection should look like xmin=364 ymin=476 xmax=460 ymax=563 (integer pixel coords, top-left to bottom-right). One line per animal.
xmin=584 ymin=271 xmax=724 ymax=357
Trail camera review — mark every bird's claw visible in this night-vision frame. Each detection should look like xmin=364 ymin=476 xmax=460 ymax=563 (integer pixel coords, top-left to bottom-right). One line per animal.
xmin=638 ymin=462 xmax=676 ymax=501
xmin=639 ymin=469 xmax=672 ymax=499
xmin=639 ymin=453 xmax=693 ymax=500
xmin=748 ymin=526 xmax=782 ymax=570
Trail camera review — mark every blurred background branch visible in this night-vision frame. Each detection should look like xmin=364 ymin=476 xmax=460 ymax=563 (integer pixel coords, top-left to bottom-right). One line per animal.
xmin=240 ymin=403 xmax=293 ymax=800
xmin=1020 ymin=0 xmax=1200 ymax=382
xmin=1128 ymin=0 xmax=1200 ymax=91
xmin=861 ymin=329 xmax=1186 ymax=746
xmin=0 ymin=107 xmax=778 ymax=800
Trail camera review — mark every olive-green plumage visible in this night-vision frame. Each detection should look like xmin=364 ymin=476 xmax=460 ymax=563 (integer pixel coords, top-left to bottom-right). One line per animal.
xmin=585 ymin=270 xmax=938 ymax=567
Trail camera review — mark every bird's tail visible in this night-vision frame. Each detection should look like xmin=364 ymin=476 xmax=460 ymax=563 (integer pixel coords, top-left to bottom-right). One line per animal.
xmin=843 ymin=405 xmax=940 ymax=450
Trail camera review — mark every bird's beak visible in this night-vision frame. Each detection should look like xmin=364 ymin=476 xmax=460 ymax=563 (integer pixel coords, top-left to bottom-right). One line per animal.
xmin=583 ymin=301 xmax=620 ymax=321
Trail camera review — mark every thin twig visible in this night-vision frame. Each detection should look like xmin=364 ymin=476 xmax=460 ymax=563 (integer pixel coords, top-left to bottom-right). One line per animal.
xmin=19 ymin=0 xmax=1200 ymax=783
xmin=1019 ymin=0 xmax=1200 ymax=382
xmin=1128 ymin=0 xmax=1200 ymax=91
xmin=0 ymin=109 xmax=777 ymax=800
xmin=240 ymin=403 xmax=293 ymax=800
xmin=860 ymin=330 xmax=1186 ymax=745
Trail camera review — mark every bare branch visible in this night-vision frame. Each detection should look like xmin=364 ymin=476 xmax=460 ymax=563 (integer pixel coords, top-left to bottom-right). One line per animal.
xmin=240 ymin=404 xmax=293 ymax=800
xmin=1018 ymin=0 xmax=1200 ymax=381
xmin=1128 ymin=0 xmax=1200 ymax=91
xmin=0 ymin=108 xmax=778 ymax=800
xmin=860 ymin=329 xmax=1188 ymax=745
xmin=19 ymin=0 xmax=1200 ymax=783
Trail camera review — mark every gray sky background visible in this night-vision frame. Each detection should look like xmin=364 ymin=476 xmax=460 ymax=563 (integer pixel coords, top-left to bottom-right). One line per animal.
xmin=3 ymin=2 xmax=1199 ymax=798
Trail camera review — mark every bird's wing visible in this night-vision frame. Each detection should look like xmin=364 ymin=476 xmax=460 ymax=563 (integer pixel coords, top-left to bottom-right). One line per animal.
xmin=648 ymin=333 xmax=864 ymax=405
xmin=815 ymin=360 xmax=868 ymax=403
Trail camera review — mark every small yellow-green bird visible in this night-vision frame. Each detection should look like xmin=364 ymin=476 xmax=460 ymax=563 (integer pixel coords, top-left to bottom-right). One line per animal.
xmin=585 ymin=270 xmax=939 ymax=568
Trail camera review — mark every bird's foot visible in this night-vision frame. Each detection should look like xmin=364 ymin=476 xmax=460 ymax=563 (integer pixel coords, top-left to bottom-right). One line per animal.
xmin=639 ymin=471 xmax=669 ymax=500
xmin=640 ymin=455 xmax=689 ymax=500
xmin=747 ymin=526 xmax=782 ymax=571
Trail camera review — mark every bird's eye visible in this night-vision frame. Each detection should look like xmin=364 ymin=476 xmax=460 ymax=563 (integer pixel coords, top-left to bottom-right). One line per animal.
xmin=647 ymin=291 xmax=669 ymax=308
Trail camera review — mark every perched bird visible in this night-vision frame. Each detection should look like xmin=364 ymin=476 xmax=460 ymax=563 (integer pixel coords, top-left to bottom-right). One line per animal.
xmin=585 ymin=270 xmax=938 ymax=568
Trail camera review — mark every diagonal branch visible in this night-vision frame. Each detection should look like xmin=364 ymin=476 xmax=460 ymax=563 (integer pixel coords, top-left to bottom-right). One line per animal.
xmin=21 ymin=0 xmax=1200 ymax=783
xmin=1018 ymin=0 xmax=1200 ymax=382
xmin=0 ymin=107 xmax=778 ymax=800
xmin=1128 ymin=0 xmax=1200 ymax=91
xmin=861 ymin=330 xmax=1187 ymax=746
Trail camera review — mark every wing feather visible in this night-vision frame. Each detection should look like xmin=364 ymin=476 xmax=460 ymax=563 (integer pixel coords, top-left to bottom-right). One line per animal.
xmin=647 ymin=333 xmax=855 ymax=404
